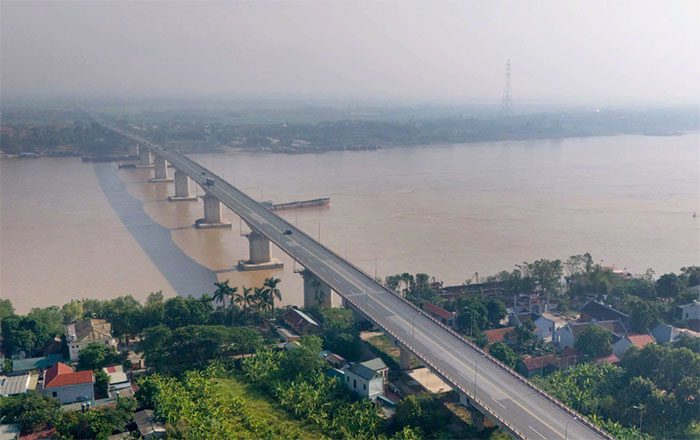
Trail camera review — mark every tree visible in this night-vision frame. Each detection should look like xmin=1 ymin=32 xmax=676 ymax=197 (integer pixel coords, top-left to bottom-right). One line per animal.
xmin=485 ymin=298 xmax=506 ymax=327
xmin=575 ymin=325 xmax=612 ymax=358
xmin=78 ymin=342 xmax=123 ymax=371
xmin=142 ymin=325 xmax=263 ymax=373
xmin=679 ymin=266 xmax=700 ymax=287
xmin=490 ymin=342 xmax=518 ymax=368
xmin=0 ymin=298 xmax=15 ymax=324
xmin=395 ymin=393 xmax=452 ymax=435
xmin=162 ymin=296 xmax=210 ymax=328
xmin=61 ymin=300 xmax=84 ymax=324
xmin=0 ymin=393 xmax=61 ymax=433
xmin=627 ymin=300 xmax=659 ymax=333
xmin=263 ymin=277 xmax=282 ymax=315
xmin=213 ymin=280 xmax=235 ymax=310
xmin=655 ymin=273 xmax=684 ymax=298
xmin=102 ymin=296 xmax=143 ymax=341
xmin=234 ymin=286 xmax=254 ymax=316
xmin=520 ymin=258 xmax=563 ymax=298
xmin=280 ymin=335 xmax=326 ymax=379
xmin=94 ymin=369 xmax=110 ymax=398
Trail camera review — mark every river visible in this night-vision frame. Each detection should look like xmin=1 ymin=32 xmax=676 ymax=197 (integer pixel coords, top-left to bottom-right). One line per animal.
xmin=1 ymin=133 xmax=698 ymax=313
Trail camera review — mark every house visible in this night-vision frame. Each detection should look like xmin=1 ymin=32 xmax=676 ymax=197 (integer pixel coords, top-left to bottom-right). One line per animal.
xmin=0 ymin=374 xmax=31 ymax=396
xmin=677 ymin=301 xmax=700 ymax=326
xmin=612 ymin=334 xmax=656 ymax=358
xmin=66 ymin=319 xmax=117 ymax=361
xmin=360 ymin=357 xmax=389 ymax=383
xmin=651 ymin=323 xmax=700 ymax=344
xmin=41 ymin=362 xmax=94 ymax=404
xmin=509 ymin=312 xmax=555 ymax=340
xmin=517 ymin=355 xmax=560 ymax=378
xmin=102 ymin=365 xmax=129 ymax=386
xmin=133 ymin=410 xmax=166 ymax=440
xmin=11 ymin=354 xmax=63 ymax=373
xmin=282 ymin=308 xmax=320 ymax=335
xmin=343 ymin=363 xmax=384 ymax=401
xmin=553 ymin=320 xmax=626 ymax=350
xmin=483 ymin=327 xmax=515 ymax=345
xmin=0 ymin=424 xmax=20 ymax=440
xmin=579 ymin=301 xmax=630 ymax=325
xmin=276 ymin=327 xmax=300 ymax=342
xmin=320 ymin=352 xmax=348 ymax=369
xmin=422 ymin=302 xmax=456 ymax=328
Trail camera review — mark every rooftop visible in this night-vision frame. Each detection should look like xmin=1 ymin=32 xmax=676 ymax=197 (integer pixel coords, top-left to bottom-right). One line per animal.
xmin=627 ymin=334 xmax=655 ymax=349
xmin=44 ymin=362 xmax=94 ymax=388
xmin=483 ymin=327 xmax=515 ymax=344
xmin=580 ymin=301 xmax=629 ymax=323
xmin=283 ymin=308 xmax=319 ymax=327
xmin=67 ymin=319 xmax=113 ymax=343
xmin=11 ymin=354 xmax=63 ymax=372
xmin=422 ymin=302 xmax=456 ymax=321
xmin=360 ymin=357 xmax=388 ymax=372
xmin=0 ymin=374 xmax=31 ymax=396
xmin=348 ymin=363 xmax=381 ymax=381
xmin=134 ymin=410 xmax=166 ymax=438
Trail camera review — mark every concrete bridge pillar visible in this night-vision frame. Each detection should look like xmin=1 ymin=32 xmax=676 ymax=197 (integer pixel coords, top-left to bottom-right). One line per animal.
xmin=168 ymin=170 xmax=197 ymax=202
xmin=137 ymin=148 xmax=153 ymax=167
xmin=457 ymin=393 xmax=486 ymax=431
xmin=399 ymin=346 xmax=413 ymax=370
xmin=194 ymin=193 xmax=231 ymax=229
xmin=128 ymin=144 xmax=139 ymax=157
xmin=238 ymin=227 xmax=283 ymax=271
xmin=150 ymin=155 xmax=173 ymax=182
xmin=301 ymin=269 xmax=333 ymax=308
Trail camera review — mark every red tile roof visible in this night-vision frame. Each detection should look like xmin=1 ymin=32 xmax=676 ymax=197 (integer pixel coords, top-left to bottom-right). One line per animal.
xmin=44 ymin=362 xmax=94 ymax=388
xmin=483 ymin=327 xmax=515 ymax=344
xmin=593 ymin=353 xmax=620 ymax=364
xmin=422 ymin=302 xmax=456 ymax=320
xmin=627 ymin=334 xmax=655 ymax=349
xmin=521 ymin=355 xmax=558 ymax=371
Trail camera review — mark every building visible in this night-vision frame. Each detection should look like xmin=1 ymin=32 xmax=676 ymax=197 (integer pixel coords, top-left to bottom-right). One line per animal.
xmin=282 ymin=308 xmax=320 ymax=335
xmin=360 ymin=357 xmax=389 ymax=382
xmin=579 ymin=301 xmax=630 ymax=325
xmin=483 ymin=327 xmax=515 ymax=345
xmin=66 ymin=319 xmax=117 ymax=361
xmin=509 ymin=312 xmax=555 ymax=340
xmin=102 ymin=365 xmax=129 ymax=386
xmin=41 ymin=362 xmax=94 ymax=404
xmin=517 ymin=355 xmax=560 ymax=378
xmin=651 ymin=323 xmax=700 ymax=344
xmin=343 ymin=363 xmax=384 ymax=400
xmin=0 ymin=374 xmax=31 ymax=396
xmin=421 ymin=302 xmax=456 ymax=328
xmin=553 ymin=320 xmax=626 ymax=350
xmin=0 ymin=424 xmax=20 ymax=440
xmin=11 ymin=354 xmax=63 ymax=373
xmin=677 ymin=301 xmax=700 ymax=326
xmin=612 ymin=334 xmax=656 ymax=358
xmin=133 ymin=410 xmax=166 ymax=440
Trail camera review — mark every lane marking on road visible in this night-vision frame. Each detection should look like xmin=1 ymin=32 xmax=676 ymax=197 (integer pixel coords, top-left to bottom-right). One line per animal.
xmin=529 ymin=426 xmax=547 ymax=440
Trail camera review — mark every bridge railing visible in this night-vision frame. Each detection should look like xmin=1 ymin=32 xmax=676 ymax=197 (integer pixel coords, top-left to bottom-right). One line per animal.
xmin=100 ymin=118 xmax=611 ymax=439
xmin=190 ymin=160 xmax=612 ymax=439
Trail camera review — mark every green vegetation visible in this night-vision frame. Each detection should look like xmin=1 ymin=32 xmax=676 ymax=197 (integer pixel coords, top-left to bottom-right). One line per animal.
xmin=77 ymin=342 xmax=125 ymax=371
xmin=533 ymin=344 xmax=700 ymax=439
xmin=574 ymin=325 xmax=612 ymax=358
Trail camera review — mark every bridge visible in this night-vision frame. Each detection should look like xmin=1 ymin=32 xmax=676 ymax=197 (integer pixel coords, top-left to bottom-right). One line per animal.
xmin=91 ymin=113 xmax=611 ymax=440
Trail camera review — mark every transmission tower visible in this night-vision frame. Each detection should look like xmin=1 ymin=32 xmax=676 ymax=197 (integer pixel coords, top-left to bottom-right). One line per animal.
xmin=501 ymin=59 xmax=513 ymax=116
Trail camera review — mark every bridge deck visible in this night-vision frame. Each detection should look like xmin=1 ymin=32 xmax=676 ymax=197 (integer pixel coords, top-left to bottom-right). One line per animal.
xmin=94 ymin=115 xmax=610 ymax=440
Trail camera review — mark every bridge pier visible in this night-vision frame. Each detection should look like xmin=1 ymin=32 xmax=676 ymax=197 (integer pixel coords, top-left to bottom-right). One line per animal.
xmin=137 ymin=148 xmax=153 ymax=168
xmin=150 ymin=156 xmax=173 ymax=182
xmin=300 ymin=269 xmax=335 ymax=308
xmin=168 ymin=170 xmax=197 ymax=202
xmin=399 ymin=346 xmax=413 ymax=370
xmin=458 ymin=393 xmax=486 ymax=432
xmin=238 ymin=227 xmax=283 ymax=271
xmin=194 ymin=193 xmax=231 ymax=229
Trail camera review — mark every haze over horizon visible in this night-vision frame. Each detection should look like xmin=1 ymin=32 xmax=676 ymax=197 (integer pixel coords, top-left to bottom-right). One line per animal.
xmin=1 ymin=1 xmax=699 ymax=106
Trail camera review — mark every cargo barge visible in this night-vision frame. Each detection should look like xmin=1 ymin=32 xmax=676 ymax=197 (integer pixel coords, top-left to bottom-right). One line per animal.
xmin=262 ymin=197 xmax=331 ymax=211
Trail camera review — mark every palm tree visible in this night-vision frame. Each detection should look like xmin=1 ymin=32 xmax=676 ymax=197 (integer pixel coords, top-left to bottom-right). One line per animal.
xmin=262 ymin=277 xmax=282 ymax=315
xmin=234 ymin=286 xmax=253 ymax=316
xmin=253 ymin=287 xmax=266 ymax=317
xmin=213 ymin=280 xmax=234 ymax=309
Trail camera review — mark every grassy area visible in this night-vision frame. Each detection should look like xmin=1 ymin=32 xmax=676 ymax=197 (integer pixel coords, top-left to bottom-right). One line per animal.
xmin=215 ymin=375 xmax=327 ymax=440
xmin=364 ymin=332 xmax=421 ymax=369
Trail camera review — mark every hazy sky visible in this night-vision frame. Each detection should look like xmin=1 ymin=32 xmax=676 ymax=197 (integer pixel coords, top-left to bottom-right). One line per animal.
xmin=1 ymin=1 xmax=698 ymax=105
